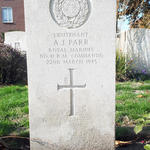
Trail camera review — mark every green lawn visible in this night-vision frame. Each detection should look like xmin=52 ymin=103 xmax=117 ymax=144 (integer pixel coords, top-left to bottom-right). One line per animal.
xmin=0 ymin=85 xmax=29 ymax=137
xmin=116 ymin=80 xmax=150 ymax=126
xmin=0 ymin=81 xmax=150 ymax=137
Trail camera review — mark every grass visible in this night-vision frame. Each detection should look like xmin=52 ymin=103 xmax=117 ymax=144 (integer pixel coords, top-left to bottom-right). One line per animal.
xmin=116 ymin=80 xmax=150 ymax=126
xmin=0 ymin=80 xmax=150 ymax=137
xmin=0 ymin=85 xmax=29 ymax=137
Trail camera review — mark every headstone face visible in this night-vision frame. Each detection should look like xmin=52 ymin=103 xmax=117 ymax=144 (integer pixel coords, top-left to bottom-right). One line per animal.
xmin=24 ymin=0 xmax=116 ymax=150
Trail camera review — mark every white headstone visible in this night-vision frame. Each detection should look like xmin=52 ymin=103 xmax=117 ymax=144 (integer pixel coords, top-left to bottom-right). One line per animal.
xmin=4 ymin=31 xmax=27 ymax=52
xmin=25 ymin=0 xmax=116 ymax=149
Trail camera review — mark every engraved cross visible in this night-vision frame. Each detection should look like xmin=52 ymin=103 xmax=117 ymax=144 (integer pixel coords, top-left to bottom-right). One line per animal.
xmin=57 ymin=68 xmax=86 ymax=116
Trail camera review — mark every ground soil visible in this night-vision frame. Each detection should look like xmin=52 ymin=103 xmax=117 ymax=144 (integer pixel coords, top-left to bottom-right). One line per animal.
xmin=0 ymin=136 xmax=29 ymax=150
xmin=116 ymin=126 xmax=150 ymax=150
xmin=116 ymin=143 xmax=145 ymax=150
xmin=0 ymin=135 xmax=150 ymax=150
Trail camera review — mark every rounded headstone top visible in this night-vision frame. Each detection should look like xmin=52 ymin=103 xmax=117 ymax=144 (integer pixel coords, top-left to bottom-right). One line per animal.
xmin=50 ymin=0 xmax=91 ymax=29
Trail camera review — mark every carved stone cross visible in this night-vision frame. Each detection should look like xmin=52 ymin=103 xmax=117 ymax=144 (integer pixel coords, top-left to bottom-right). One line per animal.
xmin=57 ymin=68 xmax=86 ymax=116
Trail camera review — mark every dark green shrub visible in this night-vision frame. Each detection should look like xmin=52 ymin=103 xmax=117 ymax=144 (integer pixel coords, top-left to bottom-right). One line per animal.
xmin=0 ymin=33 xmax=4 ymax=43
xmin=0 ymin=44 xmax=27 ymax=84
xmin=116 ymin=50 xmax=133 ymax=81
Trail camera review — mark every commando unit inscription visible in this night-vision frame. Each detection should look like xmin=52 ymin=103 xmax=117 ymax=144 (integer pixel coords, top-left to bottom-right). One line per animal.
xmin=40 ymin=32 xmax=104 ymax=65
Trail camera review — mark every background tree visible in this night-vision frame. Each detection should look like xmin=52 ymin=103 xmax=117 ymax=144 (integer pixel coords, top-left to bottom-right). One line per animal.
xmin=117 ymin=0 xmax=150 ymax=29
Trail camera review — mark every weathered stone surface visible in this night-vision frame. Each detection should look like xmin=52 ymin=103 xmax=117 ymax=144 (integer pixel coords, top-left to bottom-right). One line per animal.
xmin=24 ymin=0 xmax=116 ymax=149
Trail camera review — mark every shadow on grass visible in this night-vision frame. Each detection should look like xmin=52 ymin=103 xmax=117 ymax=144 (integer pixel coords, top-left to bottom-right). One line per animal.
xmin=116 ymin=126 xmax=150 ymax=141
xmin=0 ymin=121 xmax=17 ymax=136
xmin=116 ymin=126 xmax=150 ymax=150
xmin=0 ymin=121 xmax=29 ymax=137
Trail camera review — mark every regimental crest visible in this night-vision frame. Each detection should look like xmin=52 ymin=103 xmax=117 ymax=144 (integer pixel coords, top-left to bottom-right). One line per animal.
xmin=50 ymin=0 xmax=91 ymax=29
